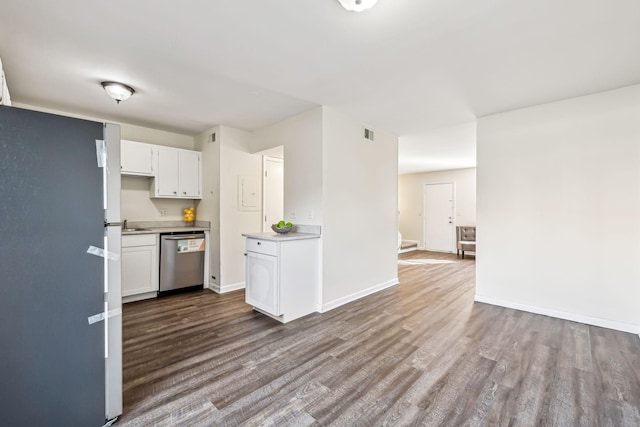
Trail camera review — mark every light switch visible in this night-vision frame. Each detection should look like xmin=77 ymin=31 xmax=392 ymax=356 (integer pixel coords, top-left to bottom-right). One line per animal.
xmin=307 ymin=210 xmax=313 ymax=219
xmin=289 ymin=210 xmax=296 ymax=220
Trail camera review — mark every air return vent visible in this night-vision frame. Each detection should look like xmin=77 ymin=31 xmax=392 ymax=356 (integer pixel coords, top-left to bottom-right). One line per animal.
xmin=208 ymin=132 xmax=216 ymax=143
xmin=363 ymin=127 xmax=375 ymax=141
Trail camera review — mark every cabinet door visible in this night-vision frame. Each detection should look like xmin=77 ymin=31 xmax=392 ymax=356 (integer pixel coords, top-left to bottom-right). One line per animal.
xmin=155 ymin=147 xmax=179 ymax=197
xmin=246 ymin=251 xmax=280 ymax=315
xmin=121 ymin=244 xmax=158 ymax=296
xmin=121 ymin=140 xmax=154 ymax=176
xmin=179 ymin=150 xmax=201 ymax=198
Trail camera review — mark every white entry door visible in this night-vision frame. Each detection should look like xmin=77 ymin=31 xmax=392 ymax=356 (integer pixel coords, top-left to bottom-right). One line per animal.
xmin=263 ymin=157 xmax=284 ymax=231
xmin=424 ymin=183 xmax=454 ymax=252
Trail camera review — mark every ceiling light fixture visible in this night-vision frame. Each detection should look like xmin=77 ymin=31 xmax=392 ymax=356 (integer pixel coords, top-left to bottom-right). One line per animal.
xmin=337 ymin=0 xmax=378 ymax=12
xmin=101 ymin=81 xmax=135 ymax=104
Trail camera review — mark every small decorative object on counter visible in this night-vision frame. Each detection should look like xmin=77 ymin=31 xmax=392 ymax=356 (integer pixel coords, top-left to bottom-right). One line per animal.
xmin=183 ymin=206 xmax=195 ymax=226
xmin=271 ymin=220 xmax=293 ymax=234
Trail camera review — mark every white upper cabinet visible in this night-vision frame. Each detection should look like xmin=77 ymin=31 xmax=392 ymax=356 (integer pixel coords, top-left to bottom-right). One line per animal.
xmin=154 ymin=147 xmax=180 ymax=197
xmin=178 ymin=150 xmax=201 ymax=198
xmin=120 ymin=140 xmax=154 ymax=176
xmin=151 ymin=147 xmax=201 ymax=199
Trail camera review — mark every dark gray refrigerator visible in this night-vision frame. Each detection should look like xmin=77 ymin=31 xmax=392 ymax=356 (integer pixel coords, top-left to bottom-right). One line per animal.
xmin=0 ymin=106 xmax=122 ymax=426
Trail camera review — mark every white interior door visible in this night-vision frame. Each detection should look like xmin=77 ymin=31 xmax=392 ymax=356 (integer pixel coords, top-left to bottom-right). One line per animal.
xmin=263 ymin=157 xmax=284 ymax=231
xmin=424 ymin=183 xmax=455 ymax=252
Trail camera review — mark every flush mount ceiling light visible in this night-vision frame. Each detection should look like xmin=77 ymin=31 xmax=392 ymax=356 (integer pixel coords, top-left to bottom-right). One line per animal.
xmin=338 ymin=0 xmax=378 ymax=12
xmin=101 ymin=81 xmax=135 ymax=104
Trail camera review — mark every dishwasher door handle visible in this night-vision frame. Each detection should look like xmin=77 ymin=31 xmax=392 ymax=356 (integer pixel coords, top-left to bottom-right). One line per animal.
xmin=162 ymin=235 xmax=204 ymax=240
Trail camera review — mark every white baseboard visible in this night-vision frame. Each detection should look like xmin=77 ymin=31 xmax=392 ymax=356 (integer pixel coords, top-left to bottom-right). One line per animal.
xmin=122 ymin=291 xmax=156 ymax=304
xmin=321 ymin=278 xmax=399 ymax=313
xmin=475 ymin=294 xmax=640 ymax=335
xmin=209 ymin=281 xmax=245 ymax=294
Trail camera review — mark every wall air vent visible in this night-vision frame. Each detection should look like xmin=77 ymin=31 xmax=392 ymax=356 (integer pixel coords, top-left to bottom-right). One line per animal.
xmin=209 ymin=132 xmax=216 ymax=143
xmin=364 ymin=127 xmax=375 ymax=141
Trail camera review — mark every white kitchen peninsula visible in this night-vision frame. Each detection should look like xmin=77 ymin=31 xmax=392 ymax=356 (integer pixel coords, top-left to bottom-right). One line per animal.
xmin=242 ymin=229 xmax=321 ymax=323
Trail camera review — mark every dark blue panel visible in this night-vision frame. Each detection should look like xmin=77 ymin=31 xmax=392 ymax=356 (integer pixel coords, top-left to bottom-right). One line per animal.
xmin=0 ymin=106 xmax=106 ymax=426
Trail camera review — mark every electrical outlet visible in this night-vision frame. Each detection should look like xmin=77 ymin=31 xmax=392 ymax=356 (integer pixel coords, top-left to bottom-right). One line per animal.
xmin=160 ymin=208 xmax=168 ymax=216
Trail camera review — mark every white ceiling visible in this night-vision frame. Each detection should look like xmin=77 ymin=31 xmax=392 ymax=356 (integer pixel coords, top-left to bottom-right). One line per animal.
xmin=1 ymin=0 xmax=639 ymax=173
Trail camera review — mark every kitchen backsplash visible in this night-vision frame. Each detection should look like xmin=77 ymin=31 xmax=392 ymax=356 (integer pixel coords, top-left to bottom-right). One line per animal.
xmin=121 ymin=175 xmax=196 ymax=221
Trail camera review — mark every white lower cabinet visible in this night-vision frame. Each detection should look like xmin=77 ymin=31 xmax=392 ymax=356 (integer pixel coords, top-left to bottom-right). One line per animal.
xmin=122 ymin=234 xmax=158 ymax=302
xmin=245 ymin=236 xmax=320 ymax=323
xmin=246 ymin=251 xmax=280 ymax=315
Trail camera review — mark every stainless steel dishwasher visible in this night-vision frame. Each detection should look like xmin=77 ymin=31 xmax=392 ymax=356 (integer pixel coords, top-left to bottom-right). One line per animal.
xmin=159 ymin=232 xmax=205 ymax=293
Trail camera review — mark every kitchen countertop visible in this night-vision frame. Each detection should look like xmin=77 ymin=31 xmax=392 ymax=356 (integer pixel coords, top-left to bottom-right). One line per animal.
xmin=242 ymin=231 xmax=321 ymax=241
xmin=121 ymin=220 xmax=210 ymax=235
xmin=123 ymin=226 xmax=210 ymax=235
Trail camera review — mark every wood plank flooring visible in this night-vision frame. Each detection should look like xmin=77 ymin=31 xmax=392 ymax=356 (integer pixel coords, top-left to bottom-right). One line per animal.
xmin=117 ymin=251 xmax=640 ymax=426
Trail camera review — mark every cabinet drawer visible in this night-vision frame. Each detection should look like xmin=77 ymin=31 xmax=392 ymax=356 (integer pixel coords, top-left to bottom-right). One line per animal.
xmin=246 ymin=238 xmax=278 ymax=256
xmin=122 ymin=234 xmax=157 ymax=248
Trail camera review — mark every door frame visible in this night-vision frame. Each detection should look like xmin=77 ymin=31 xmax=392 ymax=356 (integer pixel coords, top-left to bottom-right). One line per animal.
xmin=423 ymin=181 xmax=456 ymax=252
xmin=262 ymin=156 xmax=284 ymax=232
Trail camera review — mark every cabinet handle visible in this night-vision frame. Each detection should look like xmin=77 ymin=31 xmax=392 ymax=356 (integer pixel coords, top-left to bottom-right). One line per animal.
xmin=244 ymin=253 xmax=247 ymax=256
xmin=173 ymin=191 xmax=177 ymax=194
xmin=183 ymin=191 xmax=186 ymax=195
xmin=257 ymin=242 xmax=261 ymax=245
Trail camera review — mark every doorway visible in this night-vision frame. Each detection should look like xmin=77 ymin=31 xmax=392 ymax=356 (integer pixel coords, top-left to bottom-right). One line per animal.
xmin=423 ymin=183 xmax=455 ymax=252
xmin=262 ymin=156 xmax=284 ymax=232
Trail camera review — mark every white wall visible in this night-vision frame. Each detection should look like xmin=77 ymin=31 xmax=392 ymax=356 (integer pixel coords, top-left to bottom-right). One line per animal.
xmin=120 ymin=177 xmax=195 ymax=222
xmin=399 ymin=121 xmax=476 ymax=174
xmin=195 ymin=125 xmax=262 ymax=291
xmin=251 ymin=107 xmax=399 ymax=309
xmin=194 ymin=126 xmax=221 ymax=287
xmin=218 ymin=126 xmax=262 ymax=288
xmin=251 ymin=107 xmax=323 ymax=226
xmin=321 ymin=107 xmax=399 ymax=307
xmin=398 ymin=168 xmax=476 ymax=247
xmin=476 ymin=84 xmax=640 ymax=333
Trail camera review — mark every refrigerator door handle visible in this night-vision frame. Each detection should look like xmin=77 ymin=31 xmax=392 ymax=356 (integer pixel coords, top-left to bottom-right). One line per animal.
xmin=104 ymin=221 xmax=123 ymax=227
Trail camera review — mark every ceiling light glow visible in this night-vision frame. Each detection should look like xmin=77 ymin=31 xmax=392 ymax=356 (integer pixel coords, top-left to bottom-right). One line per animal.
xmin=337 ymin=0 xmax=378 ymax=12
xmin=101 ymin=81 xmax=135 ymax=104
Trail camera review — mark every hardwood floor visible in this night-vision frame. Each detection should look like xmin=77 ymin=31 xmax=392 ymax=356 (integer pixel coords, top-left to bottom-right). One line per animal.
xmin=118 ymin=251 xmax=640 ymax=426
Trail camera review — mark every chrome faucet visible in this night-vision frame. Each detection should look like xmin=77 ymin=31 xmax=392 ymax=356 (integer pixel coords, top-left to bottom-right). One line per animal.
xmin=123 ymin=219 xmax=128 ymax=230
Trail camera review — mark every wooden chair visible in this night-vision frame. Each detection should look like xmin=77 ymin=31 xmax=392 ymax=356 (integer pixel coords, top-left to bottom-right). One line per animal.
xmin=456 ymin=226 xmax=476 ymax=259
